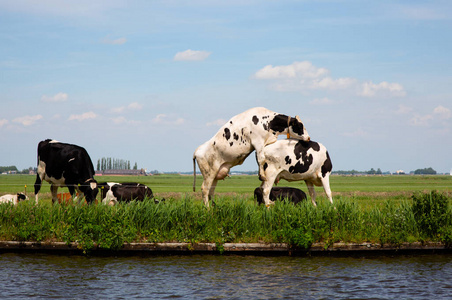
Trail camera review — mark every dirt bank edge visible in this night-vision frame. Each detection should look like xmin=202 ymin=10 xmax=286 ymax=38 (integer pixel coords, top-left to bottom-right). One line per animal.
xmin=0 ymin=241 xmax=450 ymax=255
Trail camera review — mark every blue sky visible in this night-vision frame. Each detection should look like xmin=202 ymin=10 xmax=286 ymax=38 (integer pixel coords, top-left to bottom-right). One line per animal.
xmin=1 ymin=0 xmax=451 ymax=174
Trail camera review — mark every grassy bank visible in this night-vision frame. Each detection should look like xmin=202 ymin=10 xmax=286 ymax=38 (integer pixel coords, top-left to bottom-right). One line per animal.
xmin=0 ymin=191 xmax=450 ymax=253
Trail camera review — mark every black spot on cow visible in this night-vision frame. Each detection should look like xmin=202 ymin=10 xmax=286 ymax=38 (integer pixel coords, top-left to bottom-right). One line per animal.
xmin=268 ymin=114 xmax=289 ymax=133
xmin=252 ymin=115 xmax=259 ymax=125
xmin=223 ymin=128 xmax=231 ymax=140
xmin=321 ymin=152 xmax=333 ymax=177
xmin=285 ymin=156 xmax=292 ymax=165
xmin=263 ymin=162 xmax=268 ymax=171
xmin=230 ymin=121 xmax=233 ymax=125
xmin=229 ymin=142 xmax=233 ymax=147
xmin=233 ymin=132 xmax=239 ymax=140
xmin=289 ymin=140 xmax=314 ymax=174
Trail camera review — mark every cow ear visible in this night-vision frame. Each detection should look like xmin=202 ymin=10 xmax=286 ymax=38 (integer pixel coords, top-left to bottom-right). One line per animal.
xmin=295 ymin=115 xmax=301 ymax=122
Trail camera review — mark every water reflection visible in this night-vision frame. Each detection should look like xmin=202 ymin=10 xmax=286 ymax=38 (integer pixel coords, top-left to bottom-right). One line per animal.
xmin=0 ymin=253 xmax=450 ymax=299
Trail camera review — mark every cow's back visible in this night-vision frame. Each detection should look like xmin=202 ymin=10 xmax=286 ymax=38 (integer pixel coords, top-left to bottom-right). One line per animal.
xmin=38 ymin=139 xmax=95 ymax=181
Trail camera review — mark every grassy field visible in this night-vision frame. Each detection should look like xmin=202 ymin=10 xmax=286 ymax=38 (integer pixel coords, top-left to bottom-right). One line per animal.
xmin=2 ymin=174 xmax=451 ymax=205
xmin=0 ymin=174 xmax=451 ymax=252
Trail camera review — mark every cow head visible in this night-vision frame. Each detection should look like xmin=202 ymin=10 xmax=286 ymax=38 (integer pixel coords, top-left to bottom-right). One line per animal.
xmin=80 ymin=178 xmax=99 ymax=204
xmin=17 ymin=193 xmax=28 ymax=202
xmin=288 ymin=115 xmax=310 ymax=142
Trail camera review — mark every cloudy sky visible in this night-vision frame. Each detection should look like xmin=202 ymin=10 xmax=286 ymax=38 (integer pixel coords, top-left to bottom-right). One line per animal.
xmin=1 ymin=0 xmax=451 ymax=174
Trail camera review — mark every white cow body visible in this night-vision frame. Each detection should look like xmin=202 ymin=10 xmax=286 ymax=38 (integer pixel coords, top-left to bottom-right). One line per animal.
xmin=193 ymin=107 xmax=310 ymax=207
xmin=0 ymin=193 xmax=28 ymax=205
xmin=260 ymin=139 xmax=333 ymax=207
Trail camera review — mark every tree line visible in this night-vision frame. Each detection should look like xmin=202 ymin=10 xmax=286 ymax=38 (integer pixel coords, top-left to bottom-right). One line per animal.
xmin=96 ymin=158 xmax=138 ymax=171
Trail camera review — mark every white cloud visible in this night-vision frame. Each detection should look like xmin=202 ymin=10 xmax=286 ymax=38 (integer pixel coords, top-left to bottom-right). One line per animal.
xmin=41 ymin=92 xmax=68 ymax=102
xmin=409 ymin=105 xmax=451 ymax=127
xmin=410 ymin=113 xmax=433 ymax=127
xmin=152 ymin=114 xmax=184 ymax=125
xmin=254 ymin=61 xmax=405 ymax=98
xmin=68 ymin=111 xmax=97 ymax=121
xmin=0 ymin=119 xmax=9 ymax=127
xmin=254 ymin=61 xmax=329 ymax=79
xmin=101 ymin=36 xmax=127 ymax=45
xmin=12 ymin=115 xmax=43 ymax=126
xmin=433 ymin=105 xmax=451 ymax=120
xmin=360 ymin=81 xmax=406 ymax=97
xmin=206 ymin=118 xmax=226 ymax=127
xmin=111 ymin=102 xmax=143 ymax=113
xmin=174 ymin=49 xmax=211 ymax=61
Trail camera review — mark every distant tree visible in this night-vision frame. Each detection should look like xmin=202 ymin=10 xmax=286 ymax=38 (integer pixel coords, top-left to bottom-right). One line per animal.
xmin=414 ymin=167 xmax=437 ymax=175
xmin=0 ymin=166 xmax=18 ymax=173
xmin=133 ymin=162 xmax=138 ymax=170
xmin=97 ymin=158 xmax=136 ymax=171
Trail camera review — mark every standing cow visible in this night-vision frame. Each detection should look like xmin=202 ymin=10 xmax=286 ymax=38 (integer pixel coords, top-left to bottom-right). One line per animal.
xmin=34 ymin=139 xmax=98 ymax=204
xmin=193 ymin=107 xmax=310 ymax=207
xmin=98 ymin=182 xmax=155 ymax=205
xmin=259 ymin=139 xmax=333 ymax=207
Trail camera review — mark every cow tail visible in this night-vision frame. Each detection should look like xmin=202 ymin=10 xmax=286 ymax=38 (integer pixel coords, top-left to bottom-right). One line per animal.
xmin=193 ymin=156 xmax=197 ymax=192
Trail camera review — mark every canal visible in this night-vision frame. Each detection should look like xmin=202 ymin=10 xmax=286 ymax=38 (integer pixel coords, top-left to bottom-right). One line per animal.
xmin=0 ymin=253 xmax=450 ymax=299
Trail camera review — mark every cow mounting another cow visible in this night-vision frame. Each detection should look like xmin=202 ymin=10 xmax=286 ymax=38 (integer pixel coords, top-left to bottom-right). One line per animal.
xmin=193 ymin=107 xmax=310 ymax=207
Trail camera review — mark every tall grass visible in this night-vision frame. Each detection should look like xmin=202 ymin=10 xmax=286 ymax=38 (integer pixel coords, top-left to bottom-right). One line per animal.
xmin=0 ymin=191 xmax=450 ymax=252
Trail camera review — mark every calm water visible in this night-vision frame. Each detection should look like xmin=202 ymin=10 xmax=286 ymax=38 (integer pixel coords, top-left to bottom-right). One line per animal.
xmin=0 ymin=253 xmax=451 ymax=299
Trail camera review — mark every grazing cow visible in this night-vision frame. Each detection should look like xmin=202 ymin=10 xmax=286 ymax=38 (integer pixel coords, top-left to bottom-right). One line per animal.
xmin=254 ymin=187 xmax=307 ymax=205
xmin=193 ymin=107 xmax=310 ymax=207
xmin=0 ymin=193 xmax=28 ymax=205
xmin=34 ymin=139 xmax=98 ymax=204
xmin=98 ymin=182 xmax=155 ymax=205
xmin=259 ymin=139 xmax=333 ymax=207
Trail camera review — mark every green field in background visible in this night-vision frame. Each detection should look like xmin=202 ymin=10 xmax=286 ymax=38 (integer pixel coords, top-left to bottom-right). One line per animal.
xmin=1 ymin=174 xmax=451 ymax=204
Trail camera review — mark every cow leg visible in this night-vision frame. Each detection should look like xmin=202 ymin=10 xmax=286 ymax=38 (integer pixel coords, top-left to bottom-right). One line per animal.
xmin=209 ymin=179 xmax=219 ymax=206
xmin=305 ymin=181 xmax=317 ymax=206
xmin=259 ymin=170 xmax=279 ymax=207
xmin=321 ymin=174 xmax=334 ymax=206
xmin=34 ymin=174 xmax=43 ymax=204
xmin=201 ymin=176 xmax=215 ymax=208
xmin=50 ymin=184 xmax=59 ymax=204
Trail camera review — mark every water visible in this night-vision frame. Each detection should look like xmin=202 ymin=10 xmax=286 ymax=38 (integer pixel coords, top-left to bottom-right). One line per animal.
xmin=0 ymin=253 xmax=451 ymax=299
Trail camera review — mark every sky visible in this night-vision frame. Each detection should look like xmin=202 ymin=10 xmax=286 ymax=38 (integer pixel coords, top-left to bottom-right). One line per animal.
xmin=0 ymin=0 xmax=451 ymax=174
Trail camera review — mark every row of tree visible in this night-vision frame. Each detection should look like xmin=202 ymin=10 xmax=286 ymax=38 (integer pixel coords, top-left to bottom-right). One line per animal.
xmin=96 ymin=158 xmax=138 ymax=171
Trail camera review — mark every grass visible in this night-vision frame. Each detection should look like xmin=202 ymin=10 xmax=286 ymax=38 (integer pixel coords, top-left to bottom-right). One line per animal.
xmin=0 ymin=174 xmax=451 ymax=253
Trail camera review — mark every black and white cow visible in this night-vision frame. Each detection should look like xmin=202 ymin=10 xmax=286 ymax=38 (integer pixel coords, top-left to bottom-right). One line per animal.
xmin=34 ymin=139 xmax=98 ymax=204
xmin=0 ymin=193 xmax=28 ymax=205
xmin=254 ymin=187 xmax=307 ymax=205
xmin=259 ymin=139 xmax=333 ymax=207
xmin=98 ymin=182 xmax=155 ymax=205
xmin=193 ymin=107 xmax=310 ymax=207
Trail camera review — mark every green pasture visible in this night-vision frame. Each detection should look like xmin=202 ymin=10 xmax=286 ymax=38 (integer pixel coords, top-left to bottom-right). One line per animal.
xmin=2 ymin=174 xmax=451 ymax=206
xmin=0 ymin=174 xmax=451 ymax=251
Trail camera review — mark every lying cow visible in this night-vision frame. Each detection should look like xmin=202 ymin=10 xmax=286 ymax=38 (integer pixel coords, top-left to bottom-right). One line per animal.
xmin=254 ymin=187 xmax=307 ymax=205
xmin=98 ymin=182 xmax=156 ymax=205
xmin=0 ymin=193 xmax=28 ymax=205
xmin=259 ymin=139 xmax=333 ymax=207
xmin=193 ymin=107 xmax=310 ymax=207
xmin=34 ymin=139 xmax=98 ymax=204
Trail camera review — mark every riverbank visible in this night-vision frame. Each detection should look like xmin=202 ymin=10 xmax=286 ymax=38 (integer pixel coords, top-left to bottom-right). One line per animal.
xmin=1 ymin=241 xmax=450 ymax=256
